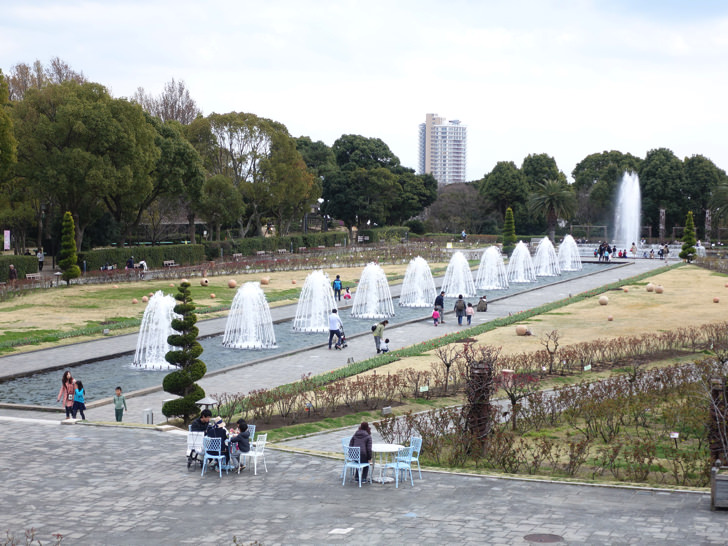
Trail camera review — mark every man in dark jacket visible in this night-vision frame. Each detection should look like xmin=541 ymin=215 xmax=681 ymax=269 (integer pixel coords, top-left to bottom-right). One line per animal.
xmin=434 ymin=291 xmax=445 ymax=324
xmin=349 ymin=422 xmax=373 ymax=483
xmin=190 ymin=409 xmax=212 ymax=432
xmin=229 ymin=418 xmax=251 ymax=468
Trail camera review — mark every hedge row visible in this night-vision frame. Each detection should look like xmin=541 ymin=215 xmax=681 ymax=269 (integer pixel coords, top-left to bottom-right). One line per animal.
xmin=357 ymin=226 xmax=409 ymax=243
xmin=201 ymin=232 xmax=349 ymax=261
xmin=77 ymin=245 xmax=206 ymax=270
xmin=0 ymin=255 xmax=38 ymax=282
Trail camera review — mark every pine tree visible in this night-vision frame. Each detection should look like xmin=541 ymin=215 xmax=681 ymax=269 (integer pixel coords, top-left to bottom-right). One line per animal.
xmin=679 ymin=211 xmax=697 ymax=263
xmin=162 ymin=281 xmax=207 ymax=423
xmin=502 ymin=207 xmax=517 ymax=256
xmin=59 ymin=211 xmax=81 ymax=285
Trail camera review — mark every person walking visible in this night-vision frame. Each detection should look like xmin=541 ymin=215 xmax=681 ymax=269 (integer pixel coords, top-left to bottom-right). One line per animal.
xmin=8 ymin=264 xmax=17 ymax=287
xmin=432 ymin=307 xmax=440 ymax=326
xmin=434 ymin=291 xmax=446 ymax=324
xmin=72 ymin=380 xmax=86 ymax=420
xmin=328 ymin=309 xmax=343 ymax=349
xmin=36 ymin=249 xmax=44 ymax=271
xmin=372 ymin=320 xmax=388 ymax=353
xmin=56 ymin=370 xmax=76 ymax=419
xmin=332 ymin=275 xmax=343 ymax=301
xmin=113 ymin=386 xmax=127 ymax=422
xmin=454 ymin=295 xmax=467 ymax=326
xmin=465 ymin=302 xmax=474 ymax=325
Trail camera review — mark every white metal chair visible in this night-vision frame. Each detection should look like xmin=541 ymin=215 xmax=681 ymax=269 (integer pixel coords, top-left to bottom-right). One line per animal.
xmin=408 ymin=437 xmax=423 ymax=479
xmin=187 ymin=425 xmax=205 ymax=470
xmin=239 ymin=433 xmax=267 ymax=475
xmin=340 ymin=437 xmax=351 ymax=479
xmin=383 ymin=446 xmax=414 ymax=488
xmin=201 ymin=437 xmax=227 ymax=478
xmin=342 ymin=446 xmax=370 ymax=487
xmin=247 ymin=424 xmax=256 ymax=444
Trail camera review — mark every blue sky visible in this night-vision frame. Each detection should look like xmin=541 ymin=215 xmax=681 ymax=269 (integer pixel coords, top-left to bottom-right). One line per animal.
xmin=2 ymin=0 xmax=728 ymax=181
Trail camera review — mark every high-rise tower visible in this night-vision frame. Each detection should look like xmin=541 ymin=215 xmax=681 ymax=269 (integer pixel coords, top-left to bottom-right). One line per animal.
xmin=418 ymin=113 xmax=467 ymax=185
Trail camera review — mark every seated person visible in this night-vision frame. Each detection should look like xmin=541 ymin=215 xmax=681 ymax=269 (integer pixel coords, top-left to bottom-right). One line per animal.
xmin=476 ymin=295 xmax=488 ymax=312
xmin=379 ymin=338 xmax=390 ymax=353
xmin=229 ymin=418 xmax=251 ymax=468
xmin=190 ymin=408 xmax=212 ymax=432
xmin=205 ymin=416 xmax=230 ymax=464
xmin=349 ymin=422 xmax=373 ymax=483
xmin=343 ymin=287 xmax=351 ymax=300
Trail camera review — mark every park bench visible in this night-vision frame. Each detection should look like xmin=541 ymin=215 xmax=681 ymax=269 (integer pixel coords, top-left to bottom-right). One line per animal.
xmin=256 ymin=250 xmax=266 ymax=256
xmin=25 ymin=273 xmax=41 ymax=280
xmin=277 ymin=249 xmax=287 ymax=254
xmin=317 ymin=245 xmax=325 ymax=250
xmin=232 ymin=253 xmax=243 ymax=261
xmin=334 ymin=243 xmax=342 ymax=247
xmin=163 ymin=260 xmax=178 ymax=267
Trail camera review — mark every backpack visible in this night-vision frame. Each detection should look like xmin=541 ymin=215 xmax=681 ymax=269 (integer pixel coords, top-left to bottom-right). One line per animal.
xmin=333 ymin=279 xmax=342 ymax=290
xmin=371 ymin=324 xmax=377 ymax=332
xmin=455 ymin=300 xmax=465 ymax=312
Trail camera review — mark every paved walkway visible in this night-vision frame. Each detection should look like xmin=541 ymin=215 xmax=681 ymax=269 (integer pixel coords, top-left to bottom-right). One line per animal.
xmin=0 ymin=419 xmax=724 ymax=545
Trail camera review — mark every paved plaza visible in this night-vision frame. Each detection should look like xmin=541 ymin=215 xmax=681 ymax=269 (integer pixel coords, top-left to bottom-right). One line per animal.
xmin=3 ymin=257 xmax=727 ymax=544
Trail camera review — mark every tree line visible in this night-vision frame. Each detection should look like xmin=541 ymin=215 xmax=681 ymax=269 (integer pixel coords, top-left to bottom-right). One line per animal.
xmin=0 ymin=59 xmax=437 ymax=255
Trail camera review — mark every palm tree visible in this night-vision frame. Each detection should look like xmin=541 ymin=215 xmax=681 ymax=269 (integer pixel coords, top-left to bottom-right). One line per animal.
xmin=710 ymin=181 xmax=728 ymax=223
xmin=528 ymin=179 xmax=577 ymax=242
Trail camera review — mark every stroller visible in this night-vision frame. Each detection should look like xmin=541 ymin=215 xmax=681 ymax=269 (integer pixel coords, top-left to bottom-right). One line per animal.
xmin=334 ymin=328 xmax=349 ymax=350
xmin=187 ymin=426 xmax=205 ymax=470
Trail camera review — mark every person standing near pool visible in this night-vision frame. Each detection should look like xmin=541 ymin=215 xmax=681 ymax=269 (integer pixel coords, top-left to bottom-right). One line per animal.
xmin=328 ymin=308 xmax=344 ymax=349
xmin=434 ymin=291 xmax=445 ymax=324
xmin=56 ymin=370 xmax=76 ymax=419
xmin=332 ymin=275 xmax=343 ymax=301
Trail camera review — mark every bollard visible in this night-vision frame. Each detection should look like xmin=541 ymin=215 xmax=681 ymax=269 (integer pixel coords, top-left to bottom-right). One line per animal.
xmin=143 ymin=409 xmax=154 ymax=425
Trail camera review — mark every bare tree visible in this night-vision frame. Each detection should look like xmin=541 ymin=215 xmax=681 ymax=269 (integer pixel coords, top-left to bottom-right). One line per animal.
xmin=434 ymin=344 xmax=460 ymax=394
xmin=6 ymin=58 xmax=84 ymax=101
xmin=132 ymin=78 xmax=201 ymax=124
xmin=540 ymin=329 xmax=561 ymax=375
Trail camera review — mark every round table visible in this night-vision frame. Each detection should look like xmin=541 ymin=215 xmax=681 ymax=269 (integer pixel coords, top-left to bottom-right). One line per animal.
xmin=371 ymin=443 xmax=404 ymax=484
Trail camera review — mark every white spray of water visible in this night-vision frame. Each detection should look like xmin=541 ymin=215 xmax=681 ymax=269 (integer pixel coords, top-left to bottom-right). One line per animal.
xmin=533 ymin=237 xmax=561 ymax=277
xmin=441 ymin=251 xmax=476 ymax=297
xmin=351 ymin=263 xmax=395 ymax=319
xmin=614 ymin=171 xmax=641 ymax=249
xmin=475 ymin=246 xmax=509 ymax=290
xmin=507 ymin=241 xmax=536 ymax=283
xmin=399 ymin=256 xmax=437 ymax=307
xmin=558 ymin=235 xmax=582 ymax=271
xmin=223 ymin=282 xmax=277 ymax=349
xmin=293 ymin=270 xmax=337 ymax=332
xmin=133 ymin=291 xmax=179 ymax=370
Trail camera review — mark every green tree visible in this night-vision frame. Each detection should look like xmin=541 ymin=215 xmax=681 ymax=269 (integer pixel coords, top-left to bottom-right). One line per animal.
xmin=679 ymin=211 xmax=697 ymax=262
xmin=478 ymin=161 xmax=528 ymax=219
xmin=639 ymin=148 xmax=685 ymax=238
xmin=0 ymin=70 xmax=17 ymax=182
xmin=683 ymin=155 xmax=727 ymax=239
xmin=502 ymin=207 xmax=517 ymax=255
xmin=521 ymin=153 xmax=564 ymax=189
xmin=59 ymin=211 xmax=81 ymax=284
xmin=162 ymin=281 xmax=207 ymax=423
xmin=425 ymin=183 xmax=493 ymax=235
xmin=331 ymin=134 xmax=400 ymax=170
xmin=294 ymin=136 xmax=337 ymax=178
xmin=528 ymin=179 xmax=577 ymax=242
xmin=198 ymin=175 xmax=244 ymax=240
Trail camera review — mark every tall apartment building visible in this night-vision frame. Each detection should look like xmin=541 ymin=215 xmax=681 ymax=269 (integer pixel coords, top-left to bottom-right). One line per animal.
xmin=418 ymin=113 xmax=467 ymax=185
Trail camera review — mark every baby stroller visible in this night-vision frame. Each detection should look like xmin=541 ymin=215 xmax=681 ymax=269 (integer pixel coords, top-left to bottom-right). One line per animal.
xmin=187 ymin=426 xmax=205 ymax=470
xmin=334 ymin=328 xmax=349 ymax=350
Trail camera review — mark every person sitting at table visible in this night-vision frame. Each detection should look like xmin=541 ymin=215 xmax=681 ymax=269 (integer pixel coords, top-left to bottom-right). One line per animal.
xmin=190 ymin=408 xmax=213 ymax=432
xmin=349 ymin=422 xmax=373 ymax=483
xmin=229 ymin=418 xmax=251 ymax=468
xmin=205 ymin=416 xmax=230 ymax=465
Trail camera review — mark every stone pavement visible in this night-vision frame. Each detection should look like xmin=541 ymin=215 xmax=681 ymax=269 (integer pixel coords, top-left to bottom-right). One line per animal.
xmin=0 ymin=259 xmax=669 ymax=424
xmin=1 ymin=419 xmax=725 ymax=545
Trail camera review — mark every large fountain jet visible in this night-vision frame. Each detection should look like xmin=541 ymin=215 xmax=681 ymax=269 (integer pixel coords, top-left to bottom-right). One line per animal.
xmin=351 ymin=263 xmax=395 ymax=318
xmin=476 ymin=246 xmax=509 ymax=290
xmin=614 ymin=171 xmax=641 ymax=249
xmin=293 ymin=270 xmax=337 ymax=332
xmin=441 ymin=251 xmax=477 ymax=297
xmin=400 ymin=256 xmax=437 ymax=307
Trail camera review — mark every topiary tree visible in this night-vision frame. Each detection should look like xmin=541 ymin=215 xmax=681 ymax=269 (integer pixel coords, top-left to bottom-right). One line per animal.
xmin=679 ymin=210 xmax=697 ymax=263
xmin=59 ymin=211 xmax=81 ymax=285
xmin=162 ymin=281 xmax=207 ymax=423
xmin=502 ymin=206 xmax=517 ymax=256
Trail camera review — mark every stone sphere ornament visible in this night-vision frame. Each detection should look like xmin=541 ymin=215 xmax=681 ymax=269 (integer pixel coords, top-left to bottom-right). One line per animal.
xmin=655 ymin=285 xmax=664 ymax=294
xmin=714 ymin=297 xmax=720 ymax=304
xmin=132 ymin=298 xmax=138 ymax=304
xmin=210 ymin=293 xmax=216 ymax=299
xmin=228 ymin=279 xmax=237 ymax=289
xmin=607 ymin=315 xmax=613 ymax=321
xmin=646 ymin=283 xmax=655 ymax=292
xmin=623 ymin=287 xmax=629 ymax=293
xmin=169 ymin=283 xmax=175 ymax=287
xmin=292 ymin=280 xmax=297 ymax=284
xmin=200 ymin=278 xmax=209 ymax=286
xmin=142 ymin=296 xmax=149 ymax=303
xmin=113 ymin=285 xmax=119 ymax=289
xmin=515 ymin=325 xmax=528 ymax=336
xmin=261 ymin=276 xmax=270 ymax=285
xmin=599 ymin=295 xmax=609 ymax=305
xmin=181 ymin=278 xmax=189 ymax=284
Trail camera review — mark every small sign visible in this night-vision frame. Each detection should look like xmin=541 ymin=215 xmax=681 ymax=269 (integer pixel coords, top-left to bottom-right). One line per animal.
xmin=419 ymin=385 xmax=429 ymax=392
xmin=3 ymin=230 xmax=9 ymax=251
xmin=670 ymin=432 xmax=679 ymax=439
xmin=583 ymin=364 xmax=592 ymax=371
xmin=446 ymin=242 xmax=453 ymax=249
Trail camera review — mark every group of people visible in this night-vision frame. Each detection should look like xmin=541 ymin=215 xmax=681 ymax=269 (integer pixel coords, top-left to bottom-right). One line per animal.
xmin=327 ymin=308 xmax=389 ymax=354
xmin=433 ymin=291 xmax=487 ymax=327
xmin=191 ymin=409 xmax=251 ymax=470
xmin=56 ymin=370 xmax=128 ymax=421
xmin=594 ymin=242 xmax=626 ymax=262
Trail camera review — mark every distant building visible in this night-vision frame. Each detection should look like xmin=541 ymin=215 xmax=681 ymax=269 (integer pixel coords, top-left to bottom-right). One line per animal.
xmin=418 ymin=113 xmax=467 ymax=185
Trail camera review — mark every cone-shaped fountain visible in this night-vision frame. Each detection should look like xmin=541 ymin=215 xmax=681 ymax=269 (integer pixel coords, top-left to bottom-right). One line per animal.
xmin=293 ymin=270 xmax=337 ymax=332
xmin=558 ymin=235 xmax=582 ymax=271
xmin=441 ymin=251 xmax=476 ymax=297
xmin=351 ymin=263 xmax=395 ymax=318
xmin=132 ymin=291 xmax=179 ymax=370
xmin=533 ymin=237 xmax=561 ymax=277
xmin=475 ymin=246 xmax=509 ymax=290
xmin=507 ymin=241 xmax=536 ymax=283
xmin=399 ymin=256 xmax=437 ymax=307
xmin=222 ymin=282 xmax=277 ymax=349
